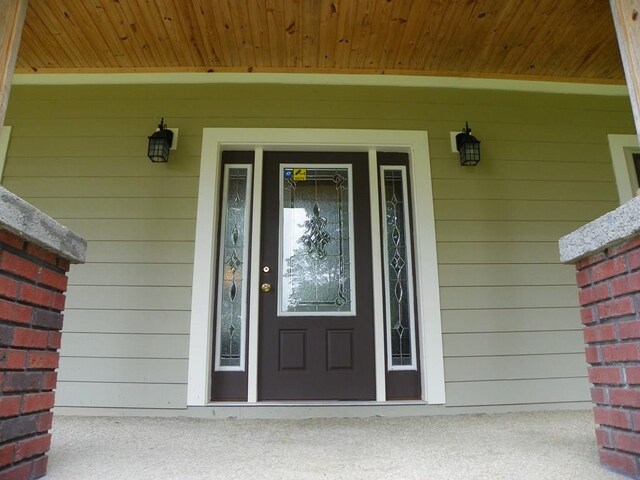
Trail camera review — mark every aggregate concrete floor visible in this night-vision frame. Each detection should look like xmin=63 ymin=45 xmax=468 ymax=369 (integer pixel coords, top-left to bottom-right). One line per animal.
xmin=44 ymin=411 xmax=627 ymax=480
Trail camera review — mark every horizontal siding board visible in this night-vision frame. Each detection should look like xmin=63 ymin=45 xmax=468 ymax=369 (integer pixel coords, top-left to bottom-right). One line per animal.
xmin=24 ymin=197 xmax=197 ymax=219
xmin=63 ymin=310 xmax=190 ymax=334
xmin=433 ymin=179 xmax=617 ymax=201
xmin=83 ymin=241 xmax=194 ymax=264
xmin=445 ymin=377 xmax=590 ymax=407
xmin=441 ymin=308 xmax=580 ymax=333
xmin=55 ymin=382 xmax=186 ymax=409
xmin=60 ymin=333 xmax=189 ymax=359
xmin=436 ymin=242 xmax=562 ymax=264
xmin=65 ymin=286 xmax=192 ymax=310
xmin=444 ymin=354 xmax=587 ymax=382
xmin=439 ymin=286 xmax=579 ymax=309
xmin=443 ymin=331 xmax=584 ymax=357
xmin=58 ymin=220 xmax=196 ymax=241
xmin=68 ymin=263 xmax=194 ymax=287
xmin=436 ymin=221 xmax=586 ymax=242
xmin=3 ymin=176 xmax=199 ymax=197
xmin=438 ymin=264 xmax=576 ymax=287
xmin=58 ymin=357 xmax=188 ymax=384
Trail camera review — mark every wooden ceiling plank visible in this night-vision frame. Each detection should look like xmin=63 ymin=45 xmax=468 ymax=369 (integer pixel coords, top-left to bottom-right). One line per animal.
xmin=245 ymin=0 xmax=268 ymax=68
xmin=318 ymin=0 xmax=339 ymax=69
xmin=348 ymin=0 xmax=375 ymax=69
xmin=265 ymin=0 xmax=286 ymax=67
xmin=0 ymin=0 xmax=27 ymax=127
xmin=362 ymin=0 xmax=393 ymax=71
xmin=16 ymin=13 xmax=68 ymax=70
xmin=282 ymin=0 xmax=303 ymax=68
xmin=164 ymin=0 xmax=204 ymax=67
xmin=131 ymin=0 xmax=181 ymax=67
xmin=227 ymin=0 xmax=257 ymax=68
xmin=187 ymin=0 xmax=219 ymax=67
xmin=380 ymin=0 xmax=412 ymax=70
xmin=393 ymin=0 xmax=429 ymax=71
xmin=302 ymin=0 xmax=320 ymax=68
xmin=334 ymin=0 xmax=357 ymax=69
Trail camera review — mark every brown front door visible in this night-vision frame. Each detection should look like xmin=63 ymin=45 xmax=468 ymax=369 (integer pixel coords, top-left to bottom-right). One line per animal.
xmin=258 ymin=151 xmax=376 ymax=400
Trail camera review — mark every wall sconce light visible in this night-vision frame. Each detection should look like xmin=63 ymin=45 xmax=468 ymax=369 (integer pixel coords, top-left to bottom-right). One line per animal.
xmin=455 ymin=122 xmax=481 ymax=166
xmin=147 ymin=118 xmax=174 ymax=163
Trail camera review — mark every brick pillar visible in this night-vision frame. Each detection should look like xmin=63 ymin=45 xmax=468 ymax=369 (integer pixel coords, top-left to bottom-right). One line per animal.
xmin=560 ymin=197 xmax=640 ymax=479
xmin=0 ymin=229 xmax=72 ymax=480
xmin=0 ymin=187 xmax=86 ymax=480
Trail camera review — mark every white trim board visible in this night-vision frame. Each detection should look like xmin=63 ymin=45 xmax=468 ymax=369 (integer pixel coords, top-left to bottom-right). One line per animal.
xmin=13 ymin=72 xmax=629 ymax=96
xmin=608 ymin=134 xmax=640 ymax=204
xmin=0 ymin=126 xmax=12 ymax=183
xmin=187 ymin=128 xmax=445 ymax=407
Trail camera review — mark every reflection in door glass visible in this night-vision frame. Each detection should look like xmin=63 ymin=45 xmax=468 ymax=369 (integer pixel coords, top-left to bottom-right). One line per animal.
xmin=381 ymin=167 xmax=417 ymax=369
xmin=280 ymin=166 xmax=355 ymax=315
xmin=215 ymin=165 xmax=251 ymax=370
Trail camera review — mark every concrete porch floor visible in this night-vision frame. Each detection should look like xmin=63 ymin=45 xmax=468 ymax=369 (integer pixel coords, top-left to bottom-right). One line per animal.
xmin=43 ymin=410 xmax=626 ymax=480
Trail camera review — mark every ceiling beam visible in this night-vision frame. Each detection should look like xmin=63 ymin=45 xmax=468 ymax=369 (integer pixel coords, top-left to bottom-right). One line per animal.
xmin=0 ymin=0 xmax=28 ymax=128
xmin=611 ymin=0 xmax=640 ymax=143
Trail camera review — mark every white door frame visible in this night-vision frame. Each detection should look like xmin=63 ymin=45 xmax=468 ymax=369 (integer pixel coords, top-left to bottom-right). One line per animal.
xmin=187 ymin=128 xmax=445 ymax=405
xmin=609 ymin=134 xmax=640 ymax=204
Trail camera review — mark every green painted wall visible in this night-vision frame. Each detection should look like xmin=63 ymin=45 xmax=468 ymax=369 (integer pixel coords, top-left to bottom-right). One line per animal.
xmin=3 ymin=82 xmax=635 ymax=411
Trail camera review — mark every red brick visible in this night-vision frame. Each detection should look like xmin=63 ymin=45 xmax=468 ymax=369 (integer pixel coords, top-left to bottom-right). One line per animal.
xmin=610 ymin=388 xmax=640 ymax=408
xmin=0 ymin=325 xmax=13 ymax=347
xmin=591 ymin=386 xmax=609 ymax=404
xmin=0 ymin=277 xmax=20 ymax=301
xmin=630 ymin=249 xmax=640 ymax=270
xmin=14 ymin=433 xmax=51 ymax=462
xmin=12 ymin=328 xmax=48 ymax=349
xmin=38 ymin=268 xmax=68 ymax=292
xmin=599 ymin=449 xmax=640 ymax=477
xmin=584 ymin=324 xmax=617 ymax=344
xmin=21 ymin=392 xmax=55 ymax=414
xmin=27 ymin=351 xmax=59 ymax=370
xmin=0 ymin=462 xmax=31 ymax=480
xmin=602 ymin=343 xmax=640 ymax=362
xmin=594 ymin=406 xmax=631 ymax=429
xmin=42 ymin=372 xmax=57 ymax=391
xmin=26 ymin=243 xmax=57 ymax=267
xmin=615 ymin=431 xmax=640 ymax=454
xmin=585 ymin=346 xmax=601 ymax=364
xmin=3 ymin=372 xmax=44 ymax=392
xmin=592 ymin=257 xmax=628 ymax=282
xmin=577 ymin=252 xmax=607 ymax=271
xmin=51 ymin=293 xmax=65 ymax=312
xmin=578 ymin=283 xmax=610 ymax=306
xmin=0 ymin=230 xmax=25 ymax=250
xmin=0 ymin=443 xmax=14 ymax=468
xmin=620 ymin=320 xmax=640 ymax=340
xmin=32 ymin=455 xmax=48 ymax=478
xmin=31 ymin=310 xmax=62 ymax=330
xmin=610 ymin=237 xmax=640 ymax=257
xmin=598 ymin=296 xmax=635 ymax=319
xmin=580 ymin=307 xmax=596 ymax=325
xmin=612 ymin=271 xmax=640 ymax=296
xmin=0 ymin=396 xmax=22 ymax=417
xmin=596 ymin=427 xmax=614 ymax=448
xmin=627 ymin=366 xmax=640 ymax=385
xmin=576 ymin=269 xmax=591 ymax=287
xmin=0 ymin=252 xmax=40 ymax=281
xmin=36 ymin=411 xmax=53 ymax=433
xmin=589 ymin=366 xmax=624 ymax=385
xmin=0 ymin=349 xmax=27 ymax=370
xmin=0 ymin=299 xmax=32 ymax=325
xmin=18 ymin=284 xmax=53 ymax=308
xmin=0 ymin=415 xmax=37 ymax=442
xmin=57 ymin=258 xmax=70 ymax=272
xmin=47 ymin=331 xmax=61 ymax=350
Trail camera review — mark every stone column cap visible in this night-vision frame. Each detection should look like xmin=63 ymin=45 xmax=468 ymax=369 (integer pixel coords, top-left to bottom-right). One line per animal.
xmin=0 ymin=186 xmax=86 ymax=264
xmin=559 ymin=197 xmax=640 ymax=264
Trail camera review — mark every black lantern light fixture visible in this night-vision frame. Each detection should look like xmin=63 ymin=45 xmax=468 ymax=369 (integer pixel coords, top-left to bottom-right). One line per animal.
xmin=147 ymin=118 xmax=174 ymax=163
xmin=455 ymin=122 xmax=481 ymax=166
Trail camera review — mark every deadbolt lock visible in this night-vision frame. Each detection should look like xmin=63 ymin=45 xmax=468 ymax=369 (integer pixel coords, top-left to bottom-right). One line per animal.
xmin=261 ymin=283 xmax=272 ymax=293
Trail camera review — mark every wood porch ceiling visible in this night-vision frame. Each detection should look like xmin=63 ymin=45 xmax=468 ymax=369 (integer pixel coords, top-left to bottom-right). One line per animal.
xmin=15 ymin=0 xmax=625 ymax=84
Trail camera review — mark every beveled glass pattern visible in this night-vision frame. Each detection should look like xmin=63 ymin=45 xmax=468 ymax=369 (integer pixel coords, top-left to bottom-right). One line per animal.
xmin=382 ymin=168 xmax=415 ymax=367
xmin=217 ymin=167 xmax=250 ymax=368
xmin=280 ymin=167 xmax=353 ymax=314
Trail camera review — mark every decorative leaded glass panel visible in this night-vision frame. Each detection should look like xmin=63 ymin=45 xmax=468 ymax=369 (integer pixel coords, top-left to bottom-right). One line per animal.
xmin=381 ymin=167 xmax=417 ymax=368
xmin=279 ymin=166 xmax=355 ymax=315
xmin=216 ymin=165 xmax=252 ymax=369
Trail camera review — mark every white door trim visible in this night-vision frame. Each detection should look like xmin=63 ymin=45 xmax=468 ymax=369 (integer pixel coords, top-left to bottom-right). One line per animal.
xmin=608 ymin=134 xmax=640 ymax=204
xmin=187 ymin=128 xmax=445 ymax=405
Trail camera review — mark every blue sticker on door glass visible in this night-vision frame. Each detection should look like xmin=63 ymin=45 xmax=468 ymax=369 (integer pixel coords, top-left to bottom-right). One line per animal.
xmin=284 ymin=169 xmax=293 ymax=179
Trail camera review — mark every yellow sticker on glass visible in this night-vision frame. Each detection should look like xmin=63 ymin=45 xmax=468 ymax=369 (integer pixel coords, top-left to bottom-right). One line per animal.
xmin=293 ymin=168 xmax=307 ymax=181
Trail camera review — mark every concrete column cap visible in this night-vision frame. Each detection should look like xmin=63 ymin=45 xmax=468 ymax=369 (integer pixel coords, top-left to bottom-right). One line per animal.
xmin=0 ymin=186 xmax=86 ymax=264
xmin=559 ymin=197 xmax=640 ymax=264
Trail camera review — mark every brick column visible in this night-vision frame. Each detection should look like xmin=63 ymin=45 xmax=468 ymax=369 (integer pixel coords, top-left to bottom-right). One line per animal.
xmin=0 ymin=188 xmax=85 ymax=480
xmin=561 ymin=197 xmax=640 ymax=478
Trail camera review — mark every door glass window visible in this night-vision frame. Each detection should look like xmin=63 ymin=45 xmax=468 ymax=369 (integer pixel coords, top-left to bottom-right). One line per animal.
xmin=215 ymin=165 xmax=252 ymax=370
xmin=279 ymin=165 xmax=355 ymax=315
xmin=381 ymin=166 xmax=417 ymax=369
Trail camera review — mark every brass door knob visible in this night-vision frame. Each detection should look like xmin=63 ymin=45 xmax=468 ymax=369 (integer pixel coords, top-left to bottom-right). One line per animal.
xmin=261 ymin=283 xmax=272 ymax=293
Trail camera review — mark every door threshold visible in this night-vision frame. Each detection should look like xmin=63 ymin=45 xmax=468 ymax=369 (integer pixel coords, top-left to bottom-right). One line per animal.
xmin=204 ymin=400 xmax=428 ymax=407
